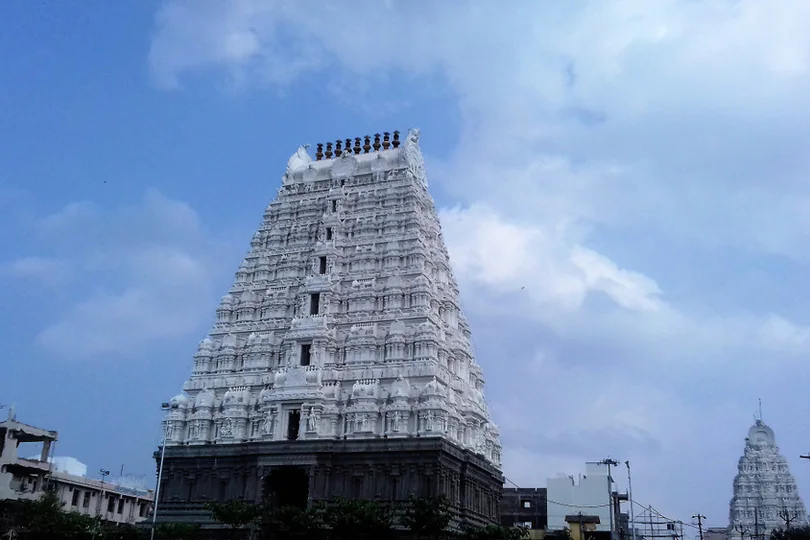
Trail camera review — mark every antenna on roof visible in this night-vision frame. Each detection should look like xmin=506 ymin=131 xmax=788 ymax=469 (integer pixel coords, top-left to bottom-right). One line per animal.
xmin=758 ymin=398 xmax=763 ymax=422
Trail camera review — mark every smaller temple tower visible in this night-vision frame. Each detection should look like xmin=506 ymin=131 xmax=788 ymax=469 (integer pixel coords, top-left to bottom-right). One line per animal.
xmin=728 ymin=411 xmax=807 ymax=540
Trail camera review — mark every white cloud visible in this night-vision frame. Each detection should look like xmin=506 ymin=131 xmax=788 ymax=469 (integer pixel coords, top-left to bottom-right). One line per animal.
xmin=37 ymin=201 xmax=97 ymax=236
xmin=1 ymin=256 xmax=71 ymax=286
xmin=440 ymin=204 xmax=662 ymax=313
xmin=20 ymin=190 xmax=232 ymax=360
xmin=147 ymin=0 xmax=810 ymax=523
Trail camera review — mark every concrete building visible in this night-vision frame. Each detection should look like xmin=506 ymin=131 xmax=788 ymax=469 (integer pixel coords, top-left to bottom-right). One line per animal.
xmin=566 ymin=514 xmax=604 ymax=540
xmin=48 ymin=471 xmax=153 ymax=525
xmin=728 ymin=416 xmax=807 ymax=540
xmin=0 ymin=408 xmax=56 ymax=501
xmin=705 ymin=527 xmax=729 ymax=540
xmin=0 ymin=409 xmax=153 ymax=525
xmin=547 ymin=464 xmax=613 ymax=533
xmin=501 ymin=487 xmax=547 ymax=538
xmin=156 ymin=130 xmax=503 ymax=529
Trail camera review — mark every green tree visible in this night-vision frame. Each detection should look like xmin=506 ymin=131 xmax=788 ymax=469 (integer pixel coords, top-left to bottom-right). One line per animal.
xmin=459 ymin=524 xmax=530 ymax=540
xmin=401 ymin=495 xmax=452 ymax=540
xmin=207 ymin=499 xmax=260 ymax=538
xmin=772 ymin=526 xmax=810 ymax=540
xmin=98 ymin=522 xmax=148 ymax=540
xmin=155 ymin=522 xmax=201 ymax=540
xmin=320 ymin=497 xmax=394 ymax=540
xmin=13 ymin=487 xmax=96 ymax=539
xmin=545 ymin=529 xmax=573 ymax=540
xmin=259 ymin=505 xmax=323 ymax=540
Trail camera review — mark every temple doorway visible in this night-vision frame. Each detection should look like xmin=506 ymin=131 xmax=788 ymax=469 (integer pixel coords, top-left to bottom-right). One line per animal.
xmin=262 ymin=466 xmax=310 ymax=509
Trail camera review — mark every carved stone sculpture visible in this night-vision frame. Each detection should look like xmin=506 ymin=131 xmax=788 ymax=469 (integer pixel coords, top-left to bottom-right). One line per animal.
xmin=161 ymin=128 xmax=501 ymax=467
xmin=728 ymin=418 xmax=808 ymax=538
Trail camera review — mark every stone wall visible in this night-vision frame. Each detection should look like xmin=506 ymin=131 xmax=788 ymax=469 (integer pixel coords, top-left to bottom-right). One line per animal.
xmin=155 ymin=437 xmax=502 ymax=529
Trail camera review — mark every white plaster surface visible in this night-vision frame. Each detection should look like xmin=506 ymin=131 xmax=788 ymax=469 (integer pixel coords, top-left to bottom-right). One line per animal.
xmin=728 ymin=420 xmax=808 ymax=539
xmin=163 ymin=129 xmax=501 ymax=468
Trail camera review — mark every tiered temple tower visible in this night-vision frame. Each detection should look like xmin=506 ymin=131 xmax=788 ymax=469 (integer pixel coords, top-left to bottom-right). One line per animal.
xmin=156 ymin=130 xmax=503 ymax=528
xmin=728 ymin=417 xmax=807 ymax=540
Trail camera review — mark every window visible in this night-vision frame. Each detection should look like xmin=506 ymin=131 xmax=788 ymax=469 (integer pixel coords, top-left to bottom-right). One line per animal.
xmin=309 ymin=293 xmax=320 ymax=315
xmin=331 ymin=200 xmax=337 ymax=212
xmin=139 ymin=503 xmax=147 ymax=517
xmin=83 ymin=492 xmax=91 ymax=508
xmin=300 ymin=344 xmax=311 ymax=366
xmin=522 ymin=500 xmax=532 ymax=509
xmin=72 ymin=490 xmax=80 ymax=506
xmin=326 ymin=228 xmax=333 ymax=240
xmin=319 ymin=256 xmax=327 ymax=274
xmin=107 ymin=497 xmax=116 ymax=513
xmin=118 ymin=498 xmax=125 ymax=514
xmin=391 ymin=477 xmax=399 ymax=501
xmin=521 ymin=521 xmax=533 ymax=529
xmin=287 ymin=410 xmax=301 ymax=440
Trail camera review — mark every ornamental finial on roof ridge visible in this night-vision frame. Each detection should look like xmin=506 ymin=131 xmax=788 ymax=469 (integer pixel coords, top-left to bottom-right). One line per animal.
xmin=313 ymin=130 xmax=403 ymax=161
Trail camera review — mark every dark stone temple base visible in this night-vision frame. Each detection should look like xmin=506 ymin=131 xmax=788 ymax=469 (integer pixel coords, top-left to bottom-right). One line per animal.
xmin=155 ymin=437 xmax=503 ymax=530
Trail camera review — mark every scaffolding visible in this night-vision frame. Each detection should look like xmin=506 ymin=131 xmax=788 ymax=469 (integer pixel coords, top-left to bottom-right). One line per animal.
xmin=635 ymin=506 xmax=686 ymax=540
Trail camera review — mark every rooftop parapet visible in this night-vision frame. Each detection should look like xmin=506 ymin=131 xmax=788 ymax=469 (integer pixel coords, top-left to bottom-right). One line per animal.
xmin=0 ymin=418 xmax=57 ymax=443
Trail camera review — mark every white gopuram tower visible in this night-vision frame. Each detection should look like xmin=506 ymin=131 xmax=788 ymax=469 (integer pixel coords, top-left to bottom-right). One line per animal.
xmin=156 ymin=130 xmax=502 ymax=528
xmin=728 ymin=411 xmax=807 ymax=540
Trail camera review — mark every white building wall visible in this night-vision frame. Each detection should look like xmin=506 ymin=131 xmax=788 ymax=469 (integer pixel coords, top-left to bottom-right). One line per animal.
xmin=49 ymin=472 xmax=153 ymax=524
xmin=547 ymin=463 xmax=612 ymax=532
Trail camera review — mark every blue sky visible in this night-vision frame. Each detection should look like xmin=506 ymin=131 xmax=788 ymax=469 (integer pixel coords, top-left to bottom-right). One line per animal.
xmin=3 ymin=0 xmax=810 ymax=530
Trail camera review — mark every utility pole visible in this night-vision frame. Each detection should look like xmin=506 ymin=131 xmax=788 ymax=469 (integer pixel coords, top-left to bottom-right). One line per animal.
xmin=579 ymin=511 xmax=586 ymax=540
xmin=600 ymin=458 xmax=620 ymax=540
xmin=693 ymin=514 xmax=706 ymax=540
xmin=93 ymin=469 xmax=110 ymax=540
xmin=626 ymin=461 xmax=637 ymax=540
xmin=151 ymin=402 xmax=174 ymax=540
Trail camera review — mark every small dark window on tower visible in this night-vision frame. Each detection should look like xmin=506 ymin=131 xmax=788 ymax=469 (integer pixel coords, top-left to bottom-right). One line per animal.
xmin=310 ymin=293 xmax=320 ymax=315
xmin=326 ymin=228 xmax=333 ymax=240
xmin=331 ymin=200 xmax=337 ymax=212
xmin=287 ymin=410 xmax=301 ymax=440
xmin=319 ymin=257 xmax=327 ymax=274
xmin=300 ymin=344 xmax=311 ymax=366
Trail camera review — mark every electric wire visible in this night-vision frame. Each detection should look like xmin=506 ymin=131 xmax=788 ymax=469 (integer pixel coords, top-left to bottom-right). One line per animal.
xmin=632 ymin=500 xmax=701 ymax=530
xmin=505 ymin=474 xmax=701 ymax=528
xmin=505 ymin=474 xmax=620 ymax=508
